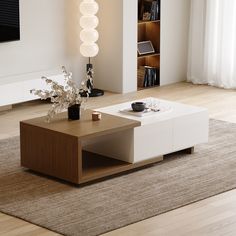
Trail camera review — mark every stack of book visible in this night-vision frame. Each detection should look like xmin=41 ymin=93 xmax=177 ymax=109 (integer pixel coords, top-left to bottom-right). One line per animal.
xmin=143 ymin=66 xmax=159 ymax=87
xmin=138 ymin=67 xmax=146 ymax=88
xmin=150 ymin=1 xmax=160 ymax=21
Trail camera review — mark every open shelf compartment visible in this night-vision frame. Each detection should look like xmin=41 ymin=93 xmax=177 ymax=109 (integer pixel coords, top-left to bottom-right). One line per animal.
xmin=81 ymin=151 xmax=131 ymax=183
xmin=137 ymin=0 xmax=161 ymax=90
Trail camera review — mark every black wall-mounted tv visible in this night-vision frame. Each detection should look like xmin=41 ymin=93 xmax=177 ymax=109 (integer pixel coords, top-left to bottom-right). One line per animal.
xmin=0 ymin=0 xmax=20 ymax=43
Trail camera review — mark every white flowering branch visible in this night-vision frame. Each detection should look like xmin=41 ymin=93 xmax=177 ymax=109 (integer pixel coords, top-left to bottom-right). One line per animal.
xmin=31 ymin=66 xmax=89 ymax=122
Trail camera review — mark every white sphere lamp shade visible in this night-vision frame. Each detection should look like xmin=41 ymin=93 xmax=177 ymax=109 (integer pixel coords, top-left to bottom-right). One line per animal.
xmin=80 ymin=29 xmax=99 ymax=44
xmin=80 ymin=43 xmax=99 ymax=58
xmin=80 ymin=15 xmax=99 ymax=29
xmin=80 ymin=1 xmax=99 ymax=16
xmin=80 ymin=0 xmax=99 ymax=58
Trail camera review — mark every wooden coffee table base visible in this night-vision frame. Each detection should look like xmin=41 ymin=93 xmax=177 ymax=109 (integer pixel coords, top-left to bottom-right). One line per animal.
xmin=20 ymin=110 xmax=164 ymax=184
xmin=20 ymin=124 xmax=163 ymax=184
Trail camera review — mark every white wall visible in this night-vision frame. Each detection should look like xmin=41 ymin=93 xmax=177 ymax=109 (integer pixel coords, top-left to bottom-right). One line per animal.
xmin=94 ymin=0 xmax=123 ymax=93
xmin=160 ymin=0 xmax=191 ymax=85
xmin=94 ymin=0 xmax=137 ymax=94
xmin=123 ymin=0 xmax=138 ymax=93
xmin=0 ymin=0 xmax=86 ymax=86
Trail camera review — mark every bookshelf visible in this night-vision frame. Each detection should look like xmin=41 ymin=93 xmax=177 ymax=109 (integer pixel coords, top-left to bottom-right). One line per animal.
xmin=137 ymin=0 xmax=161 ymax=90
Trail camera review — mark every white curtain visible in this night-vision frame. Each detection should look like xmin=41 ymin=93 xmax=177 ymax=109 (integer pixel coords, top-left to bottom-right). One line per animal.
xmin=188 ymin=0 xmax=236 ymax=89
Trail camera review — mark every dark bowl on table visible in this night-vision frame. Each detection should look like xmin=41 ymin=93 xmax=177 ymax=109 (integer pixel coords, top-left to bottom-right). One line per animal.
xmin=131 ymin=102 xmax=146 ymax=112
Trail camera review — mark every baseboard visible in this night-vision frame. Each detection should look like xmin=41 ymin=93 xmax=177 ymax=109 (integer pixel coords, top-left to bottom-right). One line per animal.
xmin=0 ymin=105 xmax=12 ymax=112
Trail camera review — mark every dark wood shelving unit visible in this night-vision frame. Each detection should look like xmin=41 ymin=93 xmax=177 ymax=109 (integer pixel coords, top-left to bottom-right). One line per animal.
xmin=137 ymin=0 xmax=161 ymax=90
xmin=138 ymin=20 xmax=160 ymax=24
xmin=138 ymin=52 xmax=160 ymax=59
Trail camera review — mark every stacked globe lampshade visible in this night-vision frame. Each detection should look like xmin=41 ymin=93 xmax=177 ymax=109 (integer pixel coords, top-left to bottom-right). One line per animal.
xmin=80 ymin=0 xmax=99 ymax=58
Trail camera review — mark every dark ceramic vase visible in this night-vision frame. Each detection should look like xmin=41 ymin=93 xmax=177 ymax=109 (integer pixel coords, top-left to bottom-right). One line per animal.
xmin=68 ymin=104 xmax=80 ymax=120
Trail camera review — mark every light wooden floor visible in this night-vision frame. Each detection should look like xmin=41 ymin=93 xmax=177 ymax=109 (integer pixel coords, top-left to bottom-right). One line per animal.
xmin=1 ymin=82 xmax=236 ymax=236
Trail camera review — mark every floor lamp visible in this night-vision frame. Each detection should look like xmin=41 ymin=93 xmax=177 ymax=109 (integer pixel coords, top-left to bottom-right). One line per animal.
xmin=80 ymin=0 xmax=104 ymax=97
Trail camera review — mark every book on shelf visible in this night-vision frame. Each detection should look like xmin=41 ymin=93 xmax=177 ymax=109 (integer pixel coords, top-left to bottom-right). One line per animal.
xmin=143 ymin=66 xmax=160 ymax=88
xmin=150 ymin=1 xmax=158 ymax=21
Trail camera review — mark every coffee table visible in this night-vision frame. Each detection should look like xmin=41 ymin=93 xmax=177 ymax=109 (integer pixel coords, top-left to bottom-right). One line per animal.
xmin=20 ymin=98 xmax=208 ymax=184
xmin=20 ymin=110 xmax=163 ymax=184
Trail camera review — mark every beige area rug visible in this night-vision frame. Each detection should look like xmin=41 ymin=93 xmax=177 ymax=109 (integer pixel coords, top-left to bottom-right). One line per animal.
xmin=0 ymin=120 xmax=236 ymax=236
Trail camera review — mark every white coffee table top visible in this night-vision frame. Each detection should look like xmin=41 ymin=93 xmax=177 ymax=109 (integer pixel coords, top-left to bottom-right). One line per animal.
xmin=97 ymin=97 xmax=208 ymax=125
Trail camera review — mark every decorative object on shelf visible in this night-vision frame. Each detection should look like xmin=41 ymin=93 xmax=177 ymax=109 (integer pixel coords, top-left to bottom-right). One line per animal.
xmin=80 ymin=0 xmax=104 ymax=97
xmin=140 ymin=0 xmax=153 ymax=21
xmin=142 ymin=12 xmax=151 ymax=21
xmin=92 ymin=111 xmax=102 ymax=121
xmin=139 ymin=0 xmax=160 ymax=21
xmin=31 ymin=66 xmax=89 ymax=122
xmin=131 ymin=102 xmax=146 ymax=112
xmin=150 ymin=1 xmax=159 ymax=21
xmin=137 ymin=40 xmax=155 ymax=55
xmin=143 ymin=66 xmax=159 ymax=87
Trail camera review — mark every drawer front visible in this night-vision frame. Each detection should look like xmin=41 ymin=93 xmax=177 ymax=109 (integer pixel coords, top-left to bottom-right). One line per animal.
xmin=134 ymin=120 xmax=173 ymax=162
xmin=173 ymin=111 xmax=209 ymax=151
